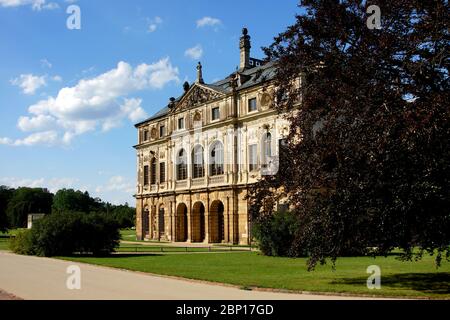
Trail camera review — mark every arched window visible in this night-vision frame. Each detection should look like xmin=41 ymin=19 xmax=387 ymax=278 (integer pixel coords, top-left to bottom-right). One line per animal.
xmin=192 ymin=145 xmax=205 ymax=178
xmin=177 ymin=149 xmax=187 ymax=180
xmin=262 ymin=132 xmax=272 ymax=168
xmin=210 ymin=141 xmax=224 ymax=176
xmin=150 ymin=157 xmax=157 ymax=185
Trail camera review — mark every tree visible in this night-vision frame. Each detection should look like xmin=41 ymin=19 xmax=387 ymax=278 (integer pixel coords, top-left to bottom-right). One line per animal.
xmin=6 ymin=188 xmax=53 ymax=228
xmin=52 ymin=189 xmax=103 ymax=214
xmin=250 ymin=0 xmax=449 ymax=268
xmin=10 ymin=212 xmax=120 ymax=257
xmin=0 ymin=186 xmax=14 ymax=232
xmin=108 ymin=204 xmax=135 ymax=229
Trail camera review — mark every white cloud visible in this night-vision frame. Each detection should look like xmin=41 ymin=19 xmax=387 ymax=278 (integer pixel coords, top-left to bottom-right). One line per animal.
xmin=0 ymin=0 xmax=59 ymax=11
xmin=101 ymin=98 xmax=147 ymax=132
xmin=147 ymin=16 xmax=162 ymax=33
xmin=13 ymin=130 xmax=59 ymax=146
xmin=184 ymin=44 xmax=203 ymax=60
xmin=17 ymin=114 xmax=56 ymax=132
xmin=196 ymin=16 xmax=222 ymax=28
xmin=0 ymin=177 xmax=78 ymax=193
xmin=40 ymin=58 xmax=52 ymax=68
xmin=10 ymin=74 xmax=47 ymax=95
xmin=0 ymin=137 xmax=12 ymax=145
xmin=2 ymin=58 xmax=178 ymax=147
xmin=52 ymin=75 xmax=62 ymax=82
xmin=96 ymin=175 xmax=134 ymax=194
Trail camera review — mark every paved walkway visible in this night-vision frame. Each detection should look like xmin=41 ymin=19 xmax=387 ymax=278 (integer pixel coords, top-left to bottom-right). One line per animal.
xmin=0 ymin=252 xmax=386 ymax=300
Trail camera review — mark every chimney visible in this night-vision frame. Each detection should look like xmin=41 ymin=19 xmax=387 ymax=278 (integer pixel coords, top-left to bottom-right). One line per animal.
xmin=239 ymin=27 xmax=251 ymax=70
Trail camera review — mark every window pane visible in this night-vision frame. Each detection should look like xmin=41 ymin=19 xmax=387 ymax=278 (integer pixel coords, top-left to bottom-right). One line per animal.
xmin=212 ymin=107 xmax=220 ymax=121
xmin=143 ymin=165 xmax=149 ymax=186
xmin=178 ymin=118 xmax=184 ymax=130
xmin=210 ymin=142 xmax=224 ymax=176
xmin=159 ymin=125 xmax=165 ymax=138
xmin=262 ymin=133 xmax=272 ymax=168
xmin=150 ymin=159 xmax=156 ymax=185
xmin=177 ymin=149 xmax=187 ymax=180
xmin=248 ymin=98 xmax=257 ymax=112
xmin=159 ymin=162 xmax=166 ymax=183
xmin=193 ymin=146 xmax=204 ymax=178
xmin=249 ymin=144 xmax=257 ymax=171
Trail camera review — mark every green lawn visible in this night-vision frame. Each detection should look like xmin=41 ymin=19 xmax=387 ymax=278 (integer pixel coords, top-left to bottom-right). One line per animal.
xmin=119 ymin=229 xmax=168 ymax=243
xmin=120 ymin=229 xmax=137 ymax=241
xmin=59 ymin=251 xmax=450 ymax=299
xmin=118 ymin=243 xmax=251 ymax=253
xmin=0 ymin=237 xmax=10 ymax=251
xmin=0 ymin=229 xmax=22 ymax=251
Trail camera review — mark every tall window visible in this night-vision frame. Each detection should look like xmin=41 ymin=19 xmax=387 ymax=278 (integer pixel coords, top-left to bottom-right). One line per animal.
xmin=159 ymin=162 xmax=166 ymax=183
xmin=262 ymin=132 xmax=272 ymax=168
xmin=210 ymin=142 xmax=224 ymax=176
xmin=248 ymin=144 xmax=258 ymax=171
xmin=159 ymin=125 xmax=165 ymax=138
xmin=150 ymin=158 xmax=156 ymax=185
xmin=143 ymin=165 xmax=149 ymax=186
xmin=178 ymin=118 xmax=184 ymax=130
xmin=143 ymin=129 xmax=149 ymax=142
xmin=177 ymin=149 xmax=187 ymax=180
xmin=192 ymin=145 xmax=205 ymax=178
xmin=248 ymin=98 xmax=257 ymax=112
xmin=211 ymin=107 xmax=220 ymax=121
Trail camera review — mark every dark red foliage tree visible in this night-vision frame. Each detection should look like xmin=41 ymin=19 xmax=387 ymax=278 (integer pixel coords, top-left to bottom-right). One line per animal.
xmin=249 ymin=0 xmax=449 ymax=269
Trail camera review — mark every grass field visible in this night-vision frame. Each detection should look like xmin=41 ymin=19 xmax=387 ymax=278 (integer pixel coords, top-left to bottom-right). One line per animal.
xmin=60 ymin=251 xmax=450 ymax=299
xmin=119 ymin=229 xmax=170 ymax=243
xmin=0 ymin=237 xmax=10 ymax=251
xmin=0 ymin=229 xmax=22 ymax=251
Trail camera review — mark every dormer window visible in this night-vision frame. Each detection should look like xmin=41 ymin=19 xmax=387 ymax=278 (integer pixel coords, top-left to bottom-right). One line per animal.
xmin=212 ymin=107 xmax=220 ymax=121
xmin=178 ymin=117 xmax=184 ymax=130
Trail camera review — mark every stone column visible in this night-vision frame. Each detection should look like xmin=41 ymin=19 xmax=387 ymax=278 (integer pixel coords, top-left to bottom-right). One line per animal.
xmin=186 ymin=198 xmax=192 ymax=242
xmin=155 ymin=204 xmax=160 ymax=240
xmin=224 ymin=196 xmax=230 ymax=243
xmin=204 ymin=196 xmax=210 ymax=243
xmin=135 ymin=198 xmax=143 ymax=240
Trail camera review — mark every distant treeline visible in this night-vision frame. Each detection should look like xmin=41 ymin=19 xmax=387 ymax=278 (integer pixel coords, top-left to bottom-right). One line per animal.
xmin=0 ymin=186 xmax=135 ymax=232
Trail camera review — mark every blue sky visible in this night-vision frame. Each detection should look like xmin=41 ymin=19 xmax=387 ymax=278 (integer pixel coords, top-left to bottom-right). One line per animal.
xmin=0 ymin=0 xmax=299 ymax=205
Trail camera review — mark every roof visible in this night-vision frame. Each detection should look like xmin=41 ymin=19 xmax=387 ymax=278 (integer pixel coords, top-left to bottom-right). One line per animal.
xmin=134 ymin=61 xmax=277 ymax=127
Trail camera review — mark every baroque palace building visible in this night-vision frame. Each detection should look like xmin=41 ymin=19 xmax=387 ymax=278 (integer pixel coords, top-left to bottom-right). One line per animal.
xmin=134 ymin=28 xmax=289 ymax=244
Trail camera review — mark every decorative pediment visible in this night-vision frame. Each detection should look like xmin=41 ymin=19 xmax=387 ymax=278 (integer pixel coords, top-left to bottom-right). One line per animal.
xmin=175 ymin=84 xmax=225 ymax=112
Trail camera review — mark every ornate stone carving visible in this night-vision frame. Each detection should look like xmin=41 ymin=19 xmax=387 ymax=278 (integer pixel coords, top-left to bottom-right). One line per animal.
xmin=150 ymin=128 xmax=157 ymax=139
xmin=260 ymin=92 xmax=273 ymax=109
xmin=177 ymin=85 xmax=224 ymax=111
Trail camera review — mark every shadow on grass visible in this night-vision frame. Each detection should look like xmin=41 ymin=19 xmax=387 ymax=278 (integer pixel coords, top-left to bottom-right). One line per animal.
xmin=66 ymin=253 xmax=164 ymax=258
xmin=335 ymin=273 xmax=450 ymax=295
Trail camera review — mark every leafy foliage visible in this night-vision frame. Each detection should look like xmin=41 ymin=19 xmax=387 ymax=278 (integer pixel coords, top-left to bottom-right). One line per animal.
xmin=9 ymin=229 xmax=34 ymax=255
xmin=6 ymin=187 xmax=53 ymax=228
xmin=11 ymin=212 xmax=120 ymax=257
xmin=0 ymin=186 xmax=14 ymax=232
xmin=250 ymin=0 xmax=449 ymax=269
xmin=0 ymin=186 xmax=135 ymax=229
xmin=252 ymin=211 xmax=304 ymax=257
xmin=52 ymin=189 xmax=103 ymax=214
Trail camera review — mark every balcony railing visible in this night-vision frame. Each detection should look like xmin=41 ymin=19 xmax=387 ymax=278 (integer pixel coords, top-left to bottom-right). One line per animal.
xmin=176 ymin=180 xmax=188 ymax=189
xmin=192 ymin=178 xmax=206 ymax=187
xmin=209 ymin=175 xmax=225 ymax=184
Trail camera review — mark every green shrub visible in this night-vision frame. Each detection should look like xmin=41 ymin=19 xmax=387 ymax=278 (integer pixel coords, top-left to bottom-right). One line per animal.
xmin=10 ymin=229 xmax=34 ymax=255
xmin=12 ymin=212 xmax=120 ymax=257
xmin=252 ymin=211 xmax=303 ymax=257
